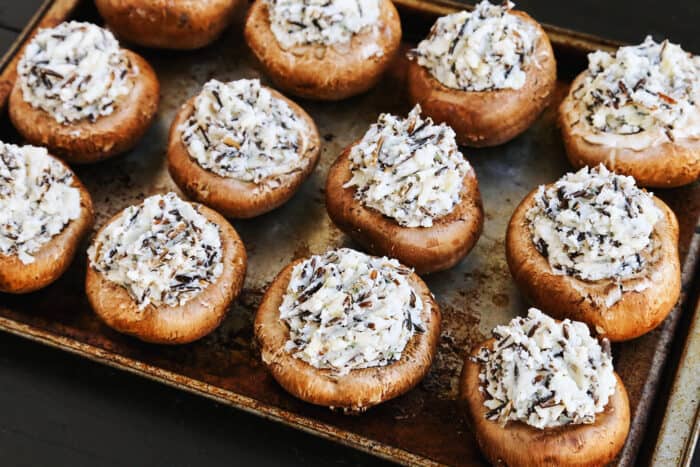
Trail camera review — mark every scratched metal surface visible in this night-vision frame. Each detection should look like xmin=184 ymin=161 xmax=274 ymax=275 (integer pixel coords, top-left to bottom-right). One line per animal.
xmin=0 ymin=2 xmax=699 ymax=466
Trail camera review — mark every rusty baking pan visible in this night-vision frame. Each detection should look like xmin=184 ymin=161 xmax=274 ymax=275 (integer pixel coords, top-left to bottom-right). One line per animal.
xmin=0 ymin=1 xmax=699 ymax=465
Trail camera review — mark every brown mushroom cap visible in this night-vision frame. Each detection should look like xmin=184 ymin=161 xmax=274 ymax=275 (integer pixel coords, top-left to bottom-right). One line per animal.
xmin=406 ymin=10 xmax=557 ymax=147
xmin=325 ymin=142 xmax=484 ymax=274
xmin=506 ymin=188 xmax=681 ymax=342
xmin=460 ymin=338 xmax=630 ymax=467
xmin=85 ymin=202 xmax=247 ymax=344
xmin=95 ymin=0 xmax=242 ymax=50
xmin=9 ymin=50 xmax=159 ymax=164
xmin=167 ymin=88 xmax=321 ymax=219
xmin=0 ymin=157 xmax=94 ymax=294
xmin=559 ymin=72 xmax=700 ymax=188
xmin=244 ymin=0 xmax=402 ymax=100
xmin=254 ymin=257 xmax=441 ymax=411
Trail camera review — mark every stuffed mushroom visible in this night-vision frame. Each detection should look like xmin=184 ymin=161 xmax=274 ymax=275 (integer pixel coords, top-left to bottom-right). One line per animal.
xmin=10 ymin=21 xmax=159 ymax=163
xmin=0 ymin=141 xmax=93 ymax=293
xmin=244 ymin=0 xmax=402 ymax=100
xmin=326 ymin=105 xmax=483 ymax=274
xmin=407 ymin=1 xmax=556 ymax=147
xmin=168 ymin=79 xmax=320 ymax=218
xmin=506 ymin=165 xmax=681 ymax=341
xmin=255 ymin=248 xmax=440 ymax=411
xmin=560 ymin=36 xmax=700 ymax=187
xmin=461 ymin=309 xmax=630 ymax=466
xmin=86 ymin=192 xmax=246 ymax=344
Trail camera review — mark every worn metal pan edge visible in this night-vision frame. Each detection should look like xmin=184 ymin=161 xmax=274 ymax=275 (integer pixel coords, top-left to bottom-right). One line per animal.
xmin=0 ymin=312 xmax=441 ymax=467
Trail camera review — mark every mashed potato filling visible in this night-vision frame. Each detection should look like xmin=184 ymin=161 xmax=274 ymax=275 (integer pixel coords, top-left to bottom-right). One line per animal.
xmin=279 ymin=248 xmax=424 ymax=375
xmin=527 ymin=165 xmax=660 ymax=290
xmin=411 ymin=1 xmax=537 ymax=91
xmin=18 ymin=21 xmax=132 ymax=124
xmin=475 ymin=308 xmax=616 ymax=429
xmin=571 ymin=36 xmax=700 ymax=141
xmin=182 ymin=79 xmax=309 ymax=186
xmin=344 ymin=105 xmax=469 ymax=228
xmin=0 ymin=142 xmax=80 ymax=264
xmin=88 ymin=193 xmax=223 ymax=309
xmin=265 ymin=0 xmax=379 ymax=49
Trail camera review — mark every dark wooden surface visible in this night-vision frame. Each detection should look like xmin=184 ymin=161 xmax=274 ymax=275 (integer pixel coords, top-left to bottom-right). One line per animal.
xmin=517 ymin=0 xmax=700 ymax=53
xmin=0 ymin=1 xmax=697 ymax=466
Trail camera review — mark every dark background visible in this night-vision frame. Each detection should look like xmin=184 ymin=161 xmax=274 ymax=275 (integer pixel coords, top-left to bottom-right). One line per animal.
xmin=0 ymin=1 xmax=698 ymax=466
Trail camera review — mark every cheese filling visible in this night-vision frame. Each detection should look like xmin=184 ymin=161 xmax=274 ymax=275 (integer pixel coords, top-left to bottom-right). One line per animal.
xmin=475 ymin=308 xmax=616 ymax=429
xmin=88 ymin=193 xmax=224 ymax=309
xmin=181 ymin=79 xmax=309 ymax=186
xmin=0 ymin=142 xmax=81 ymax=264
xmin=279 ymin=248 xmax=424 ymax=375
xmin=265 ymin=0 xmax=380 ymax=49
xmin=17 ymin=21 xmax=132 ymax=124
xmin=571 ymin=36 xmax=700 ymax=138
xmin=343 ymin=105 xmax=470 ymax=228
xmin=410 ymin=1 xmax=537 ymax=91
xmin=527 ymin=165 xmax=661 ymax=283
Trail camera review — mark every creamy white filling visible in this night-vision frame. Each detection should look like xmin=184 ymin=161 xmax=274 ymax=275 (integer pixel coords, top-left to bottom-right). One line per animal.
xmin=181 ymin=79 xmax=310 ymax=186
xmin=475 ymin=308 xmax=616 ymax=429
xmin=527 ymin=165 xmax=661 ymax=284
xmin=411 ymin=1 xmax=537 ymax=91
xmin=17 ymin=21 xmax=132 ymax=124
xmin=279 ymin=248 xmax=424 ymax=375
xmin=0 ymin=142 xmax=80 ymax=264
xmin=343 ymin=105 xmax=469 ymax=228
xmin=571 ymin=36 xmax=700 ymax=140
xmin=265 ymin=0 xmax=380 ymax=49
xmin=88 ymin=193 xmax=224 ymax=309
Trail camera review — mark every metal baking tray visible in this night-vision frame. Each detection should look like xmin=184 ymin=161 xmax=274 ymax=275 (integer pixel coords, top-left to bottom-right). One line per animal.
xmin=0 ymin=1 xmax=698 ymax=465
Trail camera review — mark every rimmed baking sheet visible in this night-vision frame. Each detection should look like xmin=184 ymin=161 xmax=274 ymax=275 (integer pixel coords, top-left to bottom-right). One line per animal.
xmin=0 ymin=1 xmax=698 ymax=465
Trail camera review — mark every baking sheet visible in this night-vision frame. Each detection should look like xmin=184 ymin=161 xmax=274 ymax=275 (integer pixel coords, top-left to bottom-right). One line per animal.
xmin=0 ymin=1 xmax=699 ymax=465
